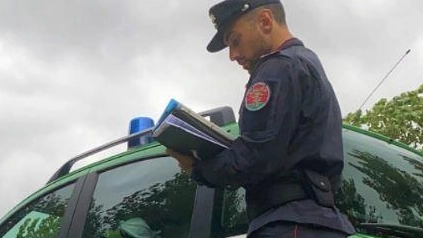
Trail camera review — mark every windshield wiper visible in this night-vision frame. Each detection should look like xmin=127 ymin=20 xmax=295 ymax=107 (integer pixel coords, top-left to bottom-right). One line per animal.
xmin=358 ymin=223 xmax=423 ymax=238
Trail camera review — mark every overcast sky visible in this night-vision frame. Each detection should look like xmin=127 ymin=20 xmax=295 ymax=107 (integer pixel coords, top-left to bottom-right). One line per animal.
xmin=1 ymin=0 xmax=422 ymax=218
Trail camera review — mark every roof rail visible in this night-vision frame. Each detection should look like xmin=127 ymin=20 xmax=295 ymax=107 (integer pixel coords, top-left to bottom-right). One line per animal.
xmin=46 ymin=128 xmax=153 ymax=184
xmin=47 ymin=106 xmax=236 ymax=184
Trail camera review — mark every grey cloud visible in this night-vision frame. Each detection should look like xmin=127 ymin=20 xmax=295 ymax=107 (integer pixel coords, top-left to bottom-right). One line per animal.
xmin=1 ymin=0 xmax=423 ymax=218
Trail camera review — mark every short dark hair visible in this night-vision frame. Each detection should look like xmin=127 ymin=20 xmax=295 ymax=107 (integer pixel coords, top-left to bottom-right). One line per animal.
xmin=266 ymin=3 xmax=286 ymax=25
xmin=248 ymin=3 xmax=286 ymax=25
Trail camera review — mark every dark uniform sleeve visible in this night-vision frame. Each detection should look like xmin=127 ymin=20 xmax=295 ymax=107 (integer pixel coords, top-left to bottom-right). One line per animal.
xmin=192 ymin=55 xmax=308 ymax=188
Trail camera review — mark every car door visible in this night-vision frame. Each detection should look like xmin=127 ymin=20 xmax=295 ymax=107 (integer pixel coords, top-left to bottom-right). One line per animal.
xmin=66 ymin=155 xmax=208 ymax=238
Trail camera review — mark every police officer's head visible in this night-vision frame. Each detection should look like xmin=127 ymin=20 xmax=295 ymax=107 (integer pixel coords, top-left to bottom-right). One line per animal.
xmin=207 ymin=0 xmax=290 ymax=72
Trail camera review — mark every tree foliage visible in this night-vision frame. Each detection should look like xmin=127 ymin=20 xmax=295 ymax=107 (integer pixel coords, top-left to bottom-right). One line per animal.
xmin=16 ymin=216 xmax=60 ymax=238
xmin=344 ymin=84 xmax=423 ymax=151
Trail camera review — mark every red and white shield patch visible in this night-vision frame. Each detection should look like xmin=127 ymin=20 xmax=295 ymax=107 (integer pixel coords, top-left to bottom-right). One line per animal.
xmin=244 ymin=82 xmax=271 ymax=111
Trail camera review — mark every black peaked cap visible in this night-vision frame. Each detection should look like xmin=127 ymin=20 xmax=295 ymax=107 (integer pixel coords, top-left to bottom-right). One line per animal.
xmin=207 ymin=0 xmax=281 ymax=52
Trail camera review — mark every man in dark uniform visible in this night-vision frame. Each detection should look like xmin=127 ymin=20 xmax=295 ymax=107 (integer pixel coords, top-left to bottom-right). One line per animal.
xmin=168 ymin=0 xmax=356 ymax=237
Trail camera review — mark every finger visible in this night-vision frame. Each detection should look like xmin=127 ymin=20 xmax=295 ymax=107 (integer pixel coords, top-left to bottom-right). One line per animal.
xmin=166 ymin=148 xmax=184 ymax=157
xmin=166 ymin=148 xmax=180 ymax=158
xmin=166 ymin=148 xmax=174 ymax=155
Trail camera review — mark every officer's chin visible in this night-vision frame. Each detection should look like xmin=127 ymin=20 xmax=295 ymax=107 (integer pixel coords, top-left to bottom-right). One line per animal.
xmin=241 ymin=64 xmax=250 ymax=72
xmin=245 ymin=68 xmax=253 ymax=75
xmin=243 ymin=67 xmax=252 ymax=75
xmin=242 ymin=63 xmax=254 ymax=74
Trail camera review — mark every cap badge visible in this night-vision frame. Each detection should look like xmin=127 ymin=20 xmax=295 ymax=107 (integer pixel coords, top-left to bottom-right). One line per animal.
xmin=241 ymin=4 xmax=250 ymax=12
xmin=209 ymin=13 xmax=218 ymax=29
xmin=245 ymin=82 xmax=271 ymax=111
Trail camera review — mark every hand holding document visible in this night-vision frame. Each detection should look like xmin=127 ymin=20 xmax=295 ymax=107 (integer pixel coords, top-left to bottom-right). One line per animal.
xmin=152 ymin=99 xmax=235 ymax=161
xmin=166 ymin=148 xmax=194 ymax=175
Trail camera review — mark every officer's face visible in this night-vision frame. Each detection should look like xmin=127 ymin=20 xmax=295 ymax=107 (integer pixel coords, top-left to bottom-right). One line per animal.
xmin=224 ymin=13 xmax=271 ymax=73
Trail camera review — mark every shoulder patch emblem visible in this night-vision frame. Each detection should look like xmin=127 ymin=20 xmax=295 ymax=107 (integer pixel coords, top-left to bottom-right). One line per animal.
xmin=245 ymin=82 xmax=271 ymax=111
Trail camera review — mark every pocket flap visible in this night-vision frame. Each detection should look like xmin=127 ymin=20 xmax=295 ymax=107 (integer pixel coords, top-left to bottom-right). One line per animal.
xmin=304 ymin=169 xmax=331 ymax=192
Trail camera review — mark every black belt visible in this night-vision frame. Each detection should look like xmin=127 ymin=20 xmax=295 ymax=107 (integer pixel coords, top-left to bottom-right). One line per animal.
xmin=246 ymin=182 xmax=310 ymax=220
xmin=245 ymin=169 xmax=336 ymax=220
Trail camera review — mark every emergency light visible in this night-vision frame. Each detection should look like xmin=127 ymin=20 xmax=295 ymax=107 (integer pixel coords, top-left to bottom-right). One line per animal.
xmin=128 ymin=117 xmax=155 ymax=148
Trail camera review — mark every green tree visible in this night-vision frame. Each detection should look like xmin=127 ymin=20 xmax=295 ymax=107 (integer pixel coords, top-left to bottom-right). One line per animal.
xmin=344 ymin=84 xmax=423 ymax=151
xmin=13 ymin=192 xmax=68 ymax=238
xmin=16 ymin=216 xmax=61 ymax=238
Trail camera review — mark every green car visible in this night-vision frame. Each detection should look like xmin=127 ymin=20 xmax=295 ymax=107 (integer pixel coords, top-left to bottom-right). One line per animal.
xmin=0 ymin=106 xmax=422 ymax=238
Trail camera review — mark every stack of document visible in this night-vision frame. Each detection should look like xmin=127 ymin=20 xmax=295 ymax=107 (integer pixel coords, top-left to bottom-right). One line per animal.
xmin=152 ymin=99 xmax=235 ymax=160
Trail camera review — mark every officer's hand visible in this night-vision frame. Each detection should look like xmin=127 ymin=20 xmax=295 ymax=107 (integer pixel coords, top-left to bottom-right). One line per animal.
xmin=166 ymin=148 xmax=194 ymax=175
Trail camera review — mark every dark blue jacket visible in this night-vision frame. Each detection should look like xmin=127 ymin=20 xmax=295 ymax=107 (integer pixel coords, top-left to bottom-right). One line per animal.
xmin=192 ymin=38 xmax=355 ymax=235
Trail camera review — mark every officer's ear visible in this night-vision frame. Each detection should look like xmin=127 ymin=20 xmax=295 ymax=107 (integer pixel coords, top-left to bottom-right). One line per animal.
xmin=257 ymin=9 xmax=273 ymax=33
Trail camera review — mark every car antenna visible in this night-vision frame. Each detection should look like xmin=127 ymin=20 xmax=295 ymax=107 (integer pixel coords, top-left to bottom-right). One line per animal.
xmin=358 ymin=49 xmax=411 ymax=111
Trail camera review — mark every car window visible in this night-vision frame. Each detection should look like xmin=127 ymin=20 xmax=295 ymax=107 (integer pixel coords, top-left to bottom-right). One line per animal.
xmin=0 ymin=183 xmax=75 ymax=238
xmin=220 ymin=129 xmax=423 ymax=236
xmin=336 ymin=129 xmax=423 ymax=229
xmin=221 ymin=187 xmax=248 ymax=237
xmin=82 ymin=156 xmax=197 ymax=238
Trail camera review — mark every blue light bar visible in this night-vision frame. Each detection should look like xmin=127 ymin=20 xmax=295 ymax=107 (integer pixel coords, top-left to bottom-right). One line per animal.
xmin=128 ymin=117 xmax=155 ymax=148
